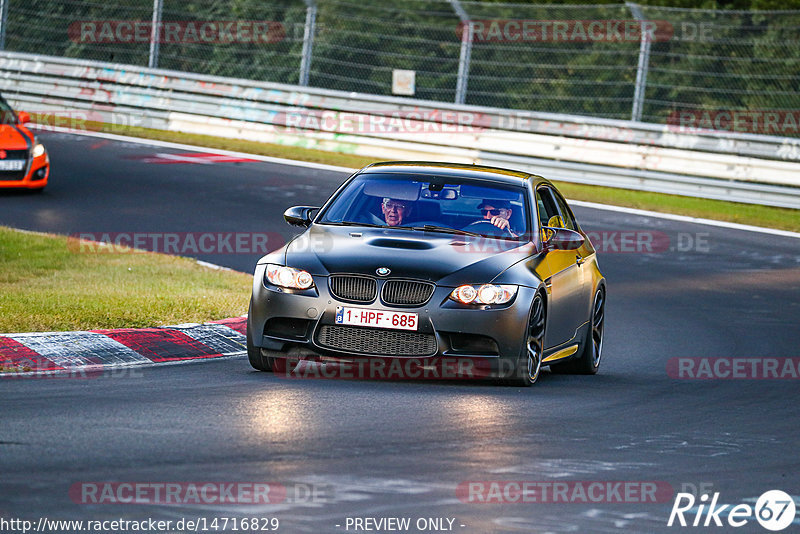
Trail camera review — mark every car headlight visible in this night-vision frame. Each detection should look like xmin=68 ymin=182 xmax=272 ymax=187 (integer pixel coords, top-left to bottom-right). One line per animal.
xmin=32 ymin=143 xmax=46 ymax=158
xmin=265 ymin=264 xmax=314 ymax=289
xmin=450 ymin=284 xmax=517 ymax=305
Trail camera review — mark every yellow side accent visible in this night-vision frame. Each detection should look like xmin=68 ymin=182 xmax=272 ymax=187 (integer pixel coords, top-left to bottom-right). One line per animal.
xmin=543 ymin=344 xmax=579 ymax=363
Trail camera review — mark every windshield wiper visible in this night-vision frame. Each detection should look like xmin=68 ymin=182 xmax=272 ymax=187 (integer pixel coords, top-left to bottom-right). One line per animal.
xmin=409 ymin=225 xmax=482 ymax=237
xmin=323 ymin=222 xmax=482 ymax=237
xmin=323 ymin=221 xmax=385 ymax=228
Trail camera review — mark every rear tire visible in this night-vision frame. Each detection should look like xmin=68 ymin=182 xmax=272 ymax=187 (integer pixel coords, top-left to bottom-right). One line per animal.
xmin=550 ymin=286 xmax=604 ymax=375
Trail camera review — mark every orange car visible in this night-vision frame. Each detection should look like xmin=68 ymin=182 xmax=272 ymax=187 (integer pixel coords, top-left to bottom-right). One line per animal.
xmin=0 ymin=95 xmax=49 ymax=191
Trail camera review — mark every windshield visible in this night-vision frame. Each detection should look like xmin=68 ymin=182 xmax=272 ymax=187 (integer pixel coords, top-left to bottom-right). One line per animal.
xmin=318 ymin=172 xmax=530 ymax=240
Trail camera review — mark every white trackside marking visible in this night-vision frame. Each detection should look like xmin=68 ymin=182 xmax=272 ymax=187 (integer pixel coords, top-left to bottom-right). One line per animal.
xmin=162 ymin=323 xmax=247 ymax=355
xmin=570 ymin=200 xmax=800 ymax=239
xmin=31 ymin=125 xmax=354 ymax=173
xmin=8 ymin=331 xmax=150 ymax=367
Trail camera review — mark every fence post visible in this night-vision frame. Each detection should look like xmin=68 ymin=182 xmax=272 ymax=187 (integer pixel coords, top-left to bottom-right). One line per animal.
xmin=627 ymin=2 xmax=651 ymax=122
xmin=148 ymin=0 xmax=163 ymax=69
xmin=0 ymin=0 xmax=9 ymax=51
xmin=448 ymin=0 xmax=471 ymax=105
xmin=299 ymin=0 xmax=317 ymax=86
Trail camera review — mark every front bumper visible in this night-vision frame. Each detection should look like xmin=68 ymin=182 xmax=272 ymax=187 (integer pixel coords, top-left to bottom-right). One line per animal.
xmin=0 ymin=151 xmax=49 ymax=189
xmin=249 ymin=264 xmax=535 ymax=379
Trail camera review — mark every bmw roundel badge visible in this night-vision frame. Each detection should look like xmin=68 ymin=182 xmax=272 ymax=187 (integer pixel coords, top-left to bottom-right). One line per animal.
xmin=376 ymin=267 xmax=391 ymax=276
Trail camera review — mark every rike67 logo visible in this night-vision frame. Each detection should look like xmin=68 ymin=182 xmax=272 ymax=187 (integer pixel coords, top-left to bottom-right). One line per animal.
xmin=668 ymin=490 xmax=796 ymax=531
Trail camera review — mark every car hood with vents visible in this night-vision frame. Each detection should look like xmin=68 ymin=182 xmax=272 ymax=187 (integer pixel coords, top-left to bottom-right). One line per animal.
xmin=270 ymin=224 xmax=537 ymax=287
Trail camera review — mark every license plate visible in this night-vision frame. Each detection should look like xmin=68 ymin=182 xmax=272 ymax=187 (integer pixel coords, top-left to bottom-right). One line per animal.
xmin=0 ymin=160 xmax=24 ymax=171
xmin=335 ymin=306 xmax=418 ymax=331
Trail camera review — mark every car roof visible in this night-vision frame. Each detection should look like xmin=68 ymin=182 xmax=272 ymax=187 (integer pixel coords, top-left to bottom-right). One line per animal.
xmin=359 ymin=161 xmax=546 ymax=187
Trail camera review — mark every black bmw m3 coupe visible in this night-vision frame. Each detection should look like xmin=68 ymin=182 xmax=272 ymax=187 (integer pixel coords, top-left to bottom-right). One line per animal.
xmin=247 ymin=162 xmax=605 ymax=386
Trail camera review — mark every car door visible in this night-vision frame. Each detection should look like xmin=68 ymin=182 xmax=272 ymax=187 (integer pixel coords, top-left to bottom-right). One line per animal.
xmin=536 ymin=186 xmax=586 ymax=348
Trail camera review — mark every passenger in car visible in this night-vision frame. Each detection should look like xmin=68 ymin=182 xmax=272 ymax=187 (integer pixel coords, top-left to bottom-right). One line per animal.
xmin=381 ymin=198 xmax=411 ymax=226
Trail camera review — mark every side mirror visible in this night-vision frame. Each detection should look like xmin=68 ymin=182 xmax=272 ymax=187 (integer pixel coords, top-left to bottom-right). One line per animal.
xmin=17 ymin=111 xmax=30 ymax=124
xmin=283 ymin=206 xmax=318 ymax=228
xmin=541 ymin=227 xmax=584 ymax=251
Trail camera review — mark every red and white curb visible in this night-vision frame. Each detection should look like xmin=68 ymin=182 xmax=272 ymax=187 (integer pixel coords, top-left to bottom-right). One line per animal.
xmin=0 ymin=317 xmax=247 ymax=377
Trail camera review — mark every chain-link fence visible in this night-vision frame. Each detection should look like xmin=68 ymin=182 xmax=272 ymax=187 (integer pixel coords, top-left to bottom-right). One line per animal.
xmin=3 ymin=1 xmax=800 ymax=135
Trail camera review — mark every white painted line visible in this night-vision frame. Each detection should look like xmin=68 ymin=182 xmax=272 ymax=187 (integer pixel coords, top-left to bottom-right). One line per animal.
xmin=570 ymin=200 xmax=800 ymax=240
xmin=147 ymin=152 xmax=218 ymax=164
xmin=36 ymin=126 xmax=800 ymax=239
xmin=30 ymin=124 xmax=357 ymax=173
xmin=166 ymin=323 xmax=247 ymax=355
xmin=8 ymin=331 xmax=150 ymax=367
xmin=196 ymin=259 xmax=234 ymax=271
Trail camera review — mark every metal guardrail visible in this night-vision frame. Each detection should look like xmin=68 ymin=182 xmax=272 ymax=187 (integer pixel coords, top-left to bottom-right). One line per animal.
xmin=1 ymin=51 xmax=799 ymax=209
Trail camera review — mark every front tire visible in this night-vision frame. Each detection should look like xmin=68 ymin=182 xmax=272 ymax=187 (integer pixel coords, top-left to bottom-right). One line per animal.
xmin=246 ymin=307 xmax=272 ymax=372
xmin=501 ymin=292 xmax=545 ymax=387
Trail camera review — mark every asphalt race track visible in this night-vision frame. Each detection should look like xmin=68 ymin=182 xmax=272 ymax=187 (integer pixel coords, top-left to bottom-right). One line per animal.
xmin=1 ymin=131 xmax=799 ymax=533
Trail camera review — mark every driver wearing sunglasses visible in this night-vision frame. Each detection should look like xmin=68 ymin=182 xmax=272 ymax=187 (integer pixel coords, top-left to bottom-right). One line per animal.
xmin=478 ymin=199 xmax=518 ymax=237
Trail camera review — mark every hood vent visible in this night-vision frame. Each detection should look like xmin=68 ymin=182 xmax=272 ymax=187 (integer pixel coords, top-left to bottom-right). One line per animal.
xmin=367 ymin=238 xmax=434 ymax=250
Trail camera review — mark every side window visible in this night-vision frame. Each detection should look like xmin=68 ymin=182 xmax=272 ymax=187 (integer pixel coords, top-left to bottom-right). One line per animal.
xmin=536 ymin=197 xmax=548 ymax=227
xmin=551 ymin=190 xmax=577 ymax=231
xmin=536 ymin=187 xmax=564 ymax=228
